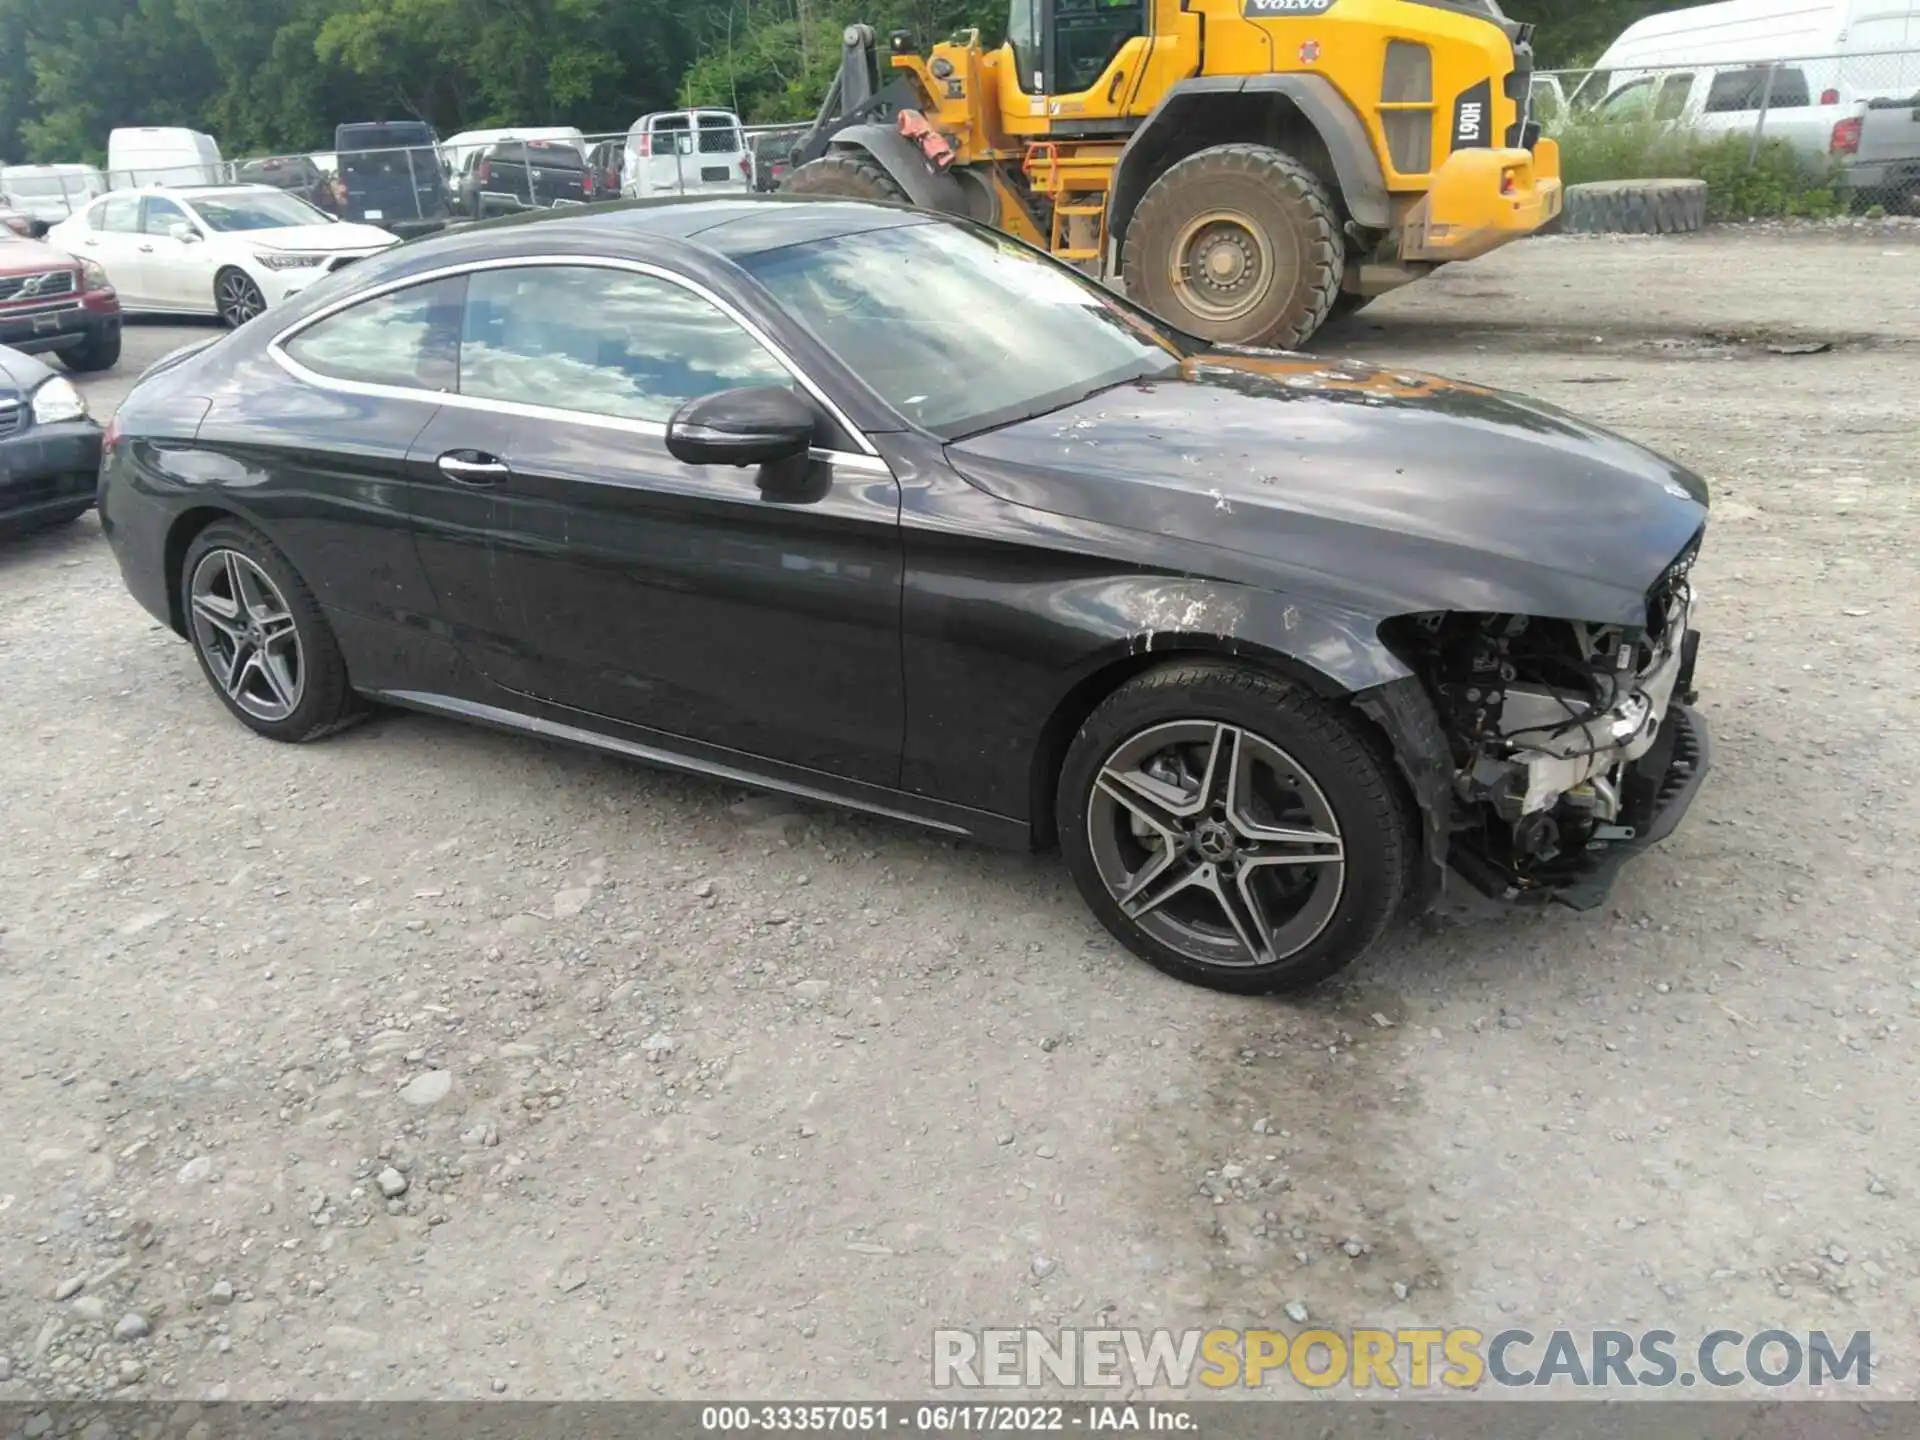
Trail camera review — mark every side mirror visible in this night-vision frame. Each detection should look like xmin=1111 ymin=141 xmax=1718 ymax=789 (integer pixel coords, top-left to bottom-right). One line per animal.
xmin=666 ymin=387 xmax=815 ymax=469
xmin=170 ymin=223 xmax=200 ymax=243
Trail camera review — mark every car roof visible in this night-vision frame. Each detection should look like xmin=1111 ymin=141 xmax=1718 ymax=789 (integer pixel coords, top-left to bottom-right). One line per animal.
xmin=263 ymin=196 xmax=939 ymax=334
xmin=443 ymin=195 xmax=931 ymax=255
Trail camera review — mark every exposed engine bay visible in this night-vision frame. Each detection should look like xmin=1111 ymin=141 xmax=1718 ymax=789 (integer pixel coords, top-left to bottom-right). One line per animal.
xmin=1387 ymin=538 xmax=1705 ymax=903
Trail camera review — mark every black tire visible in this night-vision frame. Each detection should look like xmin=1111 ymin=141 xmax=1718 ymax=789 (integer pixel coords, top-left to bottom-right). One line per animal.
xmin=1561 ymin=180 xmax=1708 ymax=236
xmin=58 ymin=324 xmax=121 ymax=374
xmin=1057 ymin=662 xmax=1414 ymax=994
xmin=179 ymin=519 xmax=365 ymax=743
xmin=1327 ymin=292 xmax=1374 ymax=322
xmin=214 ymin=268 xmax=267 ymax=329
xmin=781 ymin=151 xmax=910 ymax=203
xmin=1122 ymin=144 xmax=1344 ymax=349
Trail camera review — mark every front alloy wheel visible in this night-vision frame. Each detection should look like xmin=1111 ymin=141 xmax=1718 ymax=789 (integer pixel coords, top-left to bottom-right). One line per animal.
xmin=215 ymin=269 xmax=266 ymax=328
xmin=1087 ymin=720 xmax=1345 ymax=969
xmin=1058 ymin=662 xmax=1414 ymax=994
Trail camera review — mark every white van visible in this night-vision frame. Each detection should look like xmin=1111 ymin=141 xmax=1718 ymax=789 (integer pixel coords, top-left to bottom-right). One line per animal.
xmin=0 ymin=163 xmax=107 ymax=222
xmin=443 ymin=127 xmax=587 ymax=176
xmin=107 ymin=127 xmax=225 ymax=189
xmin=1573 ymin=1 xmax=1920 ymax=163
xmin=1576 ymin=0 xmax=1920 ymax=102
xmin=622 ymin=110 xmax=752 ymax=198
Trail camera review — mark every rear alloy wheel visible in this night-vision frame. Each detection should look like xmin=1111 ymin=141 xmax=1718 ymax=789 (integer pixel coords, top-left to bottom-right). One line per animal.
xmin=1059 ymin=663 xmax=1413 ymax=994
xmin=1122 ymin=144 xmax=1344 ymax=349
xmin=215 ymin=268 xmax=267 ymax=328
xmin=181 ymin=520 xmax=364 ymax=742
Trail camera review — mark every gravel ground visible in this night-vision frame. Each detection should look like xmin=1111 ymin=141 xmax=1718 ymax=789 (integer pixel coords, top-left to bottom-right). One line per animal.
xmin=1 ymin=229 xmax=1916 ymax=1403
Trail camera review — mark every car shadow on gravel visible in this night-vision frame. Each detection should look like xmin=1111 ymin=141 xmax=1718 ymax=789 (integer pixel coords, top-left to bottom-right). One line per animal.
xmin=1323 ymin=311 xmax=1876 ymax=360
xmin=0 ymin=510 xmax=101 ymax=570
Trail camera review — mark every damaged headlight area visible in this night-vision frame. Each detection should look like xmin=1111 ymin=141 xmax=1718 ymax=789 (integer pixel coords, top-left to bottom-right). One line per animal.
xmin=1384 ymin=542 xmax=1708 ymax=907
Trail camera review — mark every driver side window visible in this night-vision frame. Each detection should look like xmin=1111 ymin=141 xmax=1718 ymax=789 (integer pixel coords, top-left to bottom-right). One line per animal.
xmin=1007 ymin=0 xmax=1044 ymax=95
xmin=457 ymin=265 xmax=793 ymax=424
xmin=142 ymin=197 xmax=189 ymax=236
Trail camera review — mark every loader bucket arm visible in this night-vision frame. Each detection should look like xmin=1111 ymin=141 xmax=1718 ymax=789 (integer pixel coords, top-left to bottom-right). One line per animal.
xmin=791 ymin=22 xmax=927 ymax=168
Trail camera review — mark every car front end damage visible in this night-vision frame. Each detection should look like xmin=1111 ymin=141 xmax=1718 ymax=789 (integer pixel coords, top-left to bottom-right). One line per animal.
xmin=1382 ymin=530 xmax=1710 ymax=909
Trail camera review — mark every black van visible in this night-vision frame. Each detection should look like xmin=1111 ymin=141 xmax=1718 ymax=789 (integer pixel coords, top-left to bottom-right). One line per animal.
xmin=334 ymin=121 xmax=454 ymax=237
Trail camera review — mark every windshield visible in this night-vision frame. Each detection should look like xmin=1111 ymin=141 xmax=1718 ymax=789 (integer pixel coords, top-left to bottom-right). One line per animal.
xmin=1007 ymin=0 xmax=1043 ymax=94
xmin=192 ymin=191 xmax=330 ymax=231
xmin=737 ymin=220 xmax=1183 ymax=438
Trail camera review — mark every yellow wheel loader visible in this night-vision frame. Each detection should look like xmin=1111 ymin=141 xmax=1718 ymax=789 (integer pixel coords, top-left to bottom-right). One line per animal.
xmin=783 ymin=0 xmax=1562 ymax=348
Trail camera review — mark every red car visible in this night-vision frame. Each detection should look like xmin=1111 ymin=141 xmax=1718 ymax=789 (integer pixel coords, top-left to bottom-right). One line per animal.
xmin=0 ymin=231 xmax=121 ymax=373
xmin=1 ymin=205 xmax=44 ymax=238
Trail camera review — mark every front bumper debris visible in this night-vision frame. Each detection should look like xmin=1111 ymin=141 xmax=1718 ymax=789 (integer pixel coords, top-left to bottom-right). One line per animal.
xmin=1451 ymin=699 xmax=1712 ymax=910
xmin=1398 ymin=138 xmax=1564 ymax=264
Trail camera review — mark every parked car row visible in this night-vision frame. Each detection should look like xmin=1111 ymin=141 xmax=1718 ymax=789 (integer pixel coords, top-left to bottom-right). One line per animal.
xmin=47 ymin=186 xmax=395 ymax=328
xmin=6 ymin=104 xmax=773 ymax=258
xmin=0 ymin=103 xmax=783 ymax=375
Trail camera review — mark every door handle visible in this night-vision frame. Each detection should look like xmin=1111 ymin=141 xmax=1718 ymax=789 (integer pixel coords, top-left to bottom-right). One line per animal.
xmin=437 ymin=451 xmax=511 ymax=486
xmin=1107 ymin=70 xmax=1127 ymax=105
xmin=137 ymin=244 xmax=154 ymax=253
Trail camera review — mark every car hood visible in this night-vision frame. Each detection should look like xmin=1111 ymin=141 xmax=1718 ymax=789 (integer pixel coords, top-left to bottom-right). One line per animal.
xmin=243 ymin=222 xmax=395 ymax=253
xmin=0 ymin=342 xmax=57 ymax=393
xmin=946 ymin=353 xmax=1710 ymax=627
xmin=0 ymin=234 xmax=80 ymax=274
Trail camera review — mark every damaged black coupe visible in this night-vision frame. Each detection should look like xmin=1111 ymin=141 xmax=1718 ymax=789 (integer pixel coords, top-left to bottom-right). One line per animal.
xmin=98 ymin=198 xmax=1709 ymax=993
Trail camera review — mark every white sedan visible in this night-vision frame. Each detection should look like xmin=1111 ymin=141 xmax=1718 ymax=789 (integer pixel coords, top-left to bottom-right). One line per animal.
xmin=48 ymin=185 xmax=396 ymax=328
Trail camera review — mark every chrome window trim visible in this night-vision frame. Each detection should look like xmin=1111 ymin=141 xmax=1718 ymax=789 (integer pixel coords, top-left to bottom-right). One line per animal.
xmin=266 ymin=251 xmax=883 ymax=460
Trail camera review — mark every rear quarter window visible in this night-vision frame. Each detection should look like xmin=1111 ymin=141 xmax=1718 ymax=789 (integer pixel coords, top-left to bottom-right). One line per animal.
xmin=281 ymin=276 xmax=466 ymax=391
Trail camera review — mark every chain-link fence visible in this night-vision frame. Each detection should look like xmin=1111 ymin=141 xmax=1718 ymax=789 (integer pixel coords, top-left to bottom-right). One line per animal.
xmin=1535 ymin=48 xmax=1920 ymax=214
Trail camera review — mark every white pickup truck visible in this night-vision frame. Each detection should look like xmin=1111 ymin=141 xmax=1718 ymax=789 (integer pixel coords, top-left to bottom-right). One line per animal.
xmin=1556 ymin=60 xmax=1920 ymax=210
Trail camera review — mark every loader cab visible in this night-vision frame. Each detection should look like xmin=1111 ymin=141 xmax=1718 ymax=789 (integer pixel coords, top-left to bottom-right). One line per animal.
xmin=1005 ymin=0 xmax=1149 ymax=98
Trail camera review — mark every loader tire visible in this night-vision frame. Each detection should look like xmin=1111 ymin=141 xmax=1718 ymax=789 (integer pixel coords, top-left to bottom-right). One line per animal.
xmin=1560 ymin=179 xmax=1708 ymax=236
xmin=1122 ymin=144 xmax=1343 ymax=349
xmin=782 ymin=151 xmax=910 ymax=204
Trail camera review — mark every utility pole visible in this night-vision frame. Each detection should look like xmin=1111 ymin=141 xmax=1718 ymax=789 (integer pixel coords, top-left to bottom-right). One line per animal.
xmin=798 ymin=0 xmax=812 ymax=78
